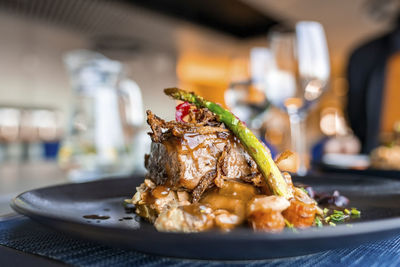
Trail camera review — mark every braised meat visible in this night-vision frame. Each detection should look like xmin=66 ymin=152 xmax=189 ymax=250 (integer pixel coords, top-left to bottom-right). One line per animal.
xmin=145 ymin=110 xmax=261 ymax=193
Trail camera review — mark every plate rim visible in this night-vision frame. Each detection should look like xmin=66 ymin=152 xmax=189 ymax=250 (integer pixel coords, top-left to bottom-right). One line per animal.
xmin=9 ymin=176 xmax=400 ymax=242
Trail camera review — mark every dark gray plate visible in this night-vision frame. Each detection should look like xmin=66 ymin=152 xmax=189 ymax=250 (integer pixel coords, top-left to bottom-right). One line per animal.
xmin=315 ymin=163 xmax=400 ymax=179
xmin=10 ymin=174 xmax=400 ymax=260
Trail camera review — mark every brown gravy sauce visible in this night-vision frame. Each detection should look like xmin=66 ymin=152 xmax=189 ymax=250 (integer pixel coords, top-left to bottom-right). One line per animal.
xmin=83 ymin=215 xmax=110 ymax=220
xmin=197 ymin=180 xmax=259 ymax=223
xmin=151 ymin=185 xmax=171 ymax=198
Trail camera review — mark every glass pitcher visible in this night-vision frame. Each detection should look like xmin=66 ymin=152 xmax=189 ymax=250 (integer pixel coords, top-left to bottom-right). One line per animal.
xmin=59 ymin=50 xmax=144 ymax=182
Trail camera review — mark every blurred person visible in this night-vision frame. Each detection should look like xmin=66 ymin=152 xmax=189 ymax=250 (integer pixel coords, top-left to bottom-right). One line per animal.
xmin=347 ymin=4 xmax=400 ymax=153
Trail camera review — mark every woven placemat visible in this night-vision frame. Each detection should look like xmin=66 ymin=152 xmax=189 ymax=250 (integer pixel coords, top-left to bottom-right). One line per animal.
xmin=1 ymin=216 xmax=400 ymax=267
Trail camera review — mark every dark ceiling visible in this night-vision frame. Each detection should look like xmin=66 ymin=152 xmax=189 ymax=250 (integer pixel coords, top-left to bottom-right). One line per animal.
xmin=122 ymin=0 xmax=281 ymax=38
xmin=0 ymin=0 xmax=282 ymax=41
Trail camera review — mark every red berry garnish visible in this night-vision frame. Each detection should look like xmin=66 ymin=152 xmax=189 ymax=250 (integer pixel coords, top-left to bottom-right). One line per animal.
xmin=175 ymin=102 xmax=192 ymax=122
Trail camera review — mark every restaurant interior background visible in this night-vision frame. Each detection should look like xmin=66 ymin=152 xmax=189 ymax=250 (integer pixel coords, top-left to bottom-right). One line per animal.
xmin=0 ymin=0 xmax=399 ymax=212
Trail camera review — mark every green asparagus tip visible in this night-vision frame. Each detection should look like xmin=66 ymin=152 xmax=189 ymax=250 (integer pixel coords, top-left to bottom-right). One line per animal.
xmin=164 ymin=88 xmax=180 ymax=97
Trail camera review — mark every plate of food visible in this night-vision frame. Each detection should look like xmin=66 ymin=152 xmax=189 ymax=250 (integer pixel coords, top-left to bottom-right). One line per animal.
xmin=11 ymin=89 xmax=400 ymax=260
xmin=317 ymin=146 xmax=400 ymax=179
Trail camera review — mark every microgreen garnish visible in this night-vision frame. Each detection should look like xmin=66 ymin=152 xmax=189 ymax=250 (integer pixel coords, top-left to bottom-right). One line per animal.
xmin=320 ymin=207 xmax=361 ymax=227
xmin=300 ymin=187 xmax=309 ymax=195
xmin=329 ymin=210 xmax=349 ymax=223
xmin=351 ymin=208 xmax=361 ymax=218
xmin=285 ymin=219 xmax=298 ymax=232
xmin=315 ymin=217 xmax=323 ymax=227
xmin=285 ymin=219 xmax=294 ymax=228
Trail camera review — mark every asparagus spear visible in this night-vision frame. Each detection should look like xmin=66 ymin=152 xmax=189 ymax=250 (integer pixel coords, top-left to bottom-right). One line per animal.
xmin=164 ymin=88 xmax=293 ymax=199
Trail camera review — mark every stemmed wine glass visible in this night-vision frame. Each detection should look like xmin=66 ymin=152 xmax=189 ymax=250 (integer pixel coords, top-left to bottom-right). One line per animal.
xmin=264 ymin=21 xmax=330 ymax=175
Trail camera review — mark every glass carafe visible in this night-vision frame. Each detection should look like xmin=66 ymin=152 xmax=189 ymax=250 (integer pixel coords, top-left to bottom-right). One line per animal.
xmin=59 ymin=50 xmax=144 ymax=182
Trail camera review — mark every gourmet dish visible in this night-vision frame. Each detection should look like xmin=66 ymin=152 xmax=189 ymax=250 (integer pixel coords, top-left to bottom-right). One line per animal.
xmin=130 ymin=88 xmax=359 ymax=232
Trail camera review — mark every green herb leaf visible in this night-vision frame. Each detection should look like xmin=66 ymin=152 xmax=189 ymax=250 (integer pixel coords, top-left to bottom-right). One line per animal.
xmin=285 ymin=219 xmax=294 ymax=228
xmin=351 ymin=208 xmax=361 ymax=215
xmin=329 ymin=210 xmax=349 ymax=223
xmin=315 ymin=217 xmax=323 ymax=227
xmin=300 ymin=187 xmax=309 ymax=195
xmin=351 ymin=208 xmax=361 ymax=218
xmin=284 ymin=219 xmax=298 ymax=232
xmin=333 ymin=210 xmax=344 ymax=215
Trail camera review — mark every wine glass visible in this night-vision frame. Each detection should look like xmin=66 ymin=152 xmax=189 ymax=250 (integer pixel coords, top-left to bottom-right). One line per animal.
xmin=264 ymin=21 xmax=330 ymax=175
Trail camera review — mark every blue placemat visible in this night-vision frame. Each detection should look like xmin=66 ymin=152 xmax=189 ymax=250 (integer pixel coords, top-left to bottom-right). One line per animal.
xmin=1 ymin=216 xmax=400 ymax=267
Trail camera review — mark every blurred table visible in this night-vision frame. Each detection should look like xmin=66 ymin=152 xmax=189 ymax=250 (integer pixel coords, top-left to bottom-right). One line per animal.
xmin=0 ymin=161 xmax=67 ymax=215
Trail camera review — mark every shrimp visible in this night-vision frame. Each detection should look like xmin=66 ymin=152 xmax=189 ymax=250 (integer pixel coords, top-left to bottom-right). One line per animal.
xmin=247 ymin=195 xmax=290 ymax=232
xmin=283 ymin=187 xmax=317 ymax=228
